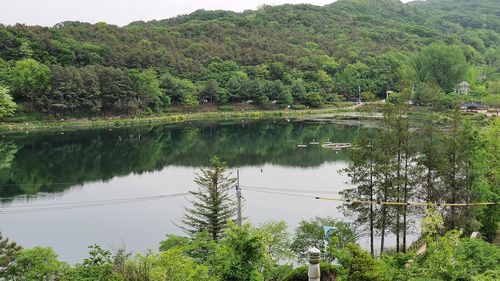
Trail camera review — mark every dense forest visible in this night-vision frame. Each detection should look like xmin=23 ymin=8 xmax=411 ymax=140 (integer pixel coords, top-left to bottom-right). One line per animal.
xmin=0 ymin=0 xmax=499 ymax=117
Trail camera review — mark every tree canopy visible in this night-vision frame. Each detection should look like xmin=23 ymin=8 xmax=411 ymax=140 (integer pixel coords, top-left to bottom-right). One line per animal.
xmin=0 ymin=0 xmax=498 ymax=116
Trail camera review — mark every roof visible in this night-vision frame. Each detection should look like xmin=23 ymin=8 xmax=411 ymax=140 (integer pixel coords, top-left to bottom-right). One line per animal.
xmin=461 ymin=102 xmax=483 ymax=108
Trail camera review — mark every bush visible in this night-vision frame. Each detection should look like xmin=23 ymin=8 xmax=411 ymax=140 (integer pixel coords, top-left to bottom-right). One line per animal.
xmin=281 ymin=263 xmax=338 ymax=281
xmin=304 ymin=92 xmax=324 ymax=108
xmin=4 ymin=247 xmax=71 ymax=280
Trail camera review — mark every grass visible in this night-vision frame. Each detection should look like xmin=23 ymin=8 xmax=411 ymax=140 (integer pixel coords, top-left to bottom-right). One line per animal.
xmin=0 ymin=106 xmax=368 ymax=133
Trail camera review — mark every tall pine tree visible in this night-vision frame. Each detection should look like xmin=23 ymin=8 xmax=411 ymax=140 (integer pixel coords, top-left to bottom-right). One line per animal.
xmin=181 ymin=156 xmax=237 ymax=241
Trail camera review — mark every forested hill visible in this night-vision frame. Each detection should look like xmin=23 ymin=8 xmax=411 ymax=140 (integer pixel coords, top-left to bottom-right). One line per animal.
xmin=0 ymin=0 xmax=499 ymax=117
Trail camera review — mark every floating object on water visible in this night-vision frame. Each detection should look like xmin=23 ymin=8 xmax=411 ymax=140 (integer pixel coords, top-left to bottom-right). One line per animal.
xmin=321 ymin=143 xmax=352 ymax=149
xmin=309 ymin=139 xmax=319 ymax=145
xmin=298 ymin=144 xmax=307 ymax=148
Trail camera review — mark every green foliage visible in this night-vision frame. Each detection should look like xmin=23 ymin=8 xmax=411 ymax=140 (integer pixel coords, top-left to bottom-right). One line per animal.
xmin=150 ymin=248 xmax=216 ymax=281
xmin=337 ymin=243 xmax=388 ymax=281
xmin=421 ymin=208 xmax=445 ymax=240
xmin=405 ymin=230 xmax=500 ymax=281
xmin=130 ymin=68 xmax=163 ymax=110
xmin=4 ymin=247 xmax=70 ymax=281
xmin=477 ymin=119 xmax=500 ymax=241
xmin=412 ymin=43 xmax=468 ymax=92
xmin=8 ymin=58 xmax=50 ymax=111
xmin=303 ymin=92 xmax=324 ymax=108
xmin=0 ymin=0 xmax=498 ymax=116
xmin=0 ymin=233 xmax=22 ymax=278
xmin=0 ymin=86 xmax=17 ymax=118
xmin=258 ymin=220 xmax=294 ymax=263
xmin=73 ymin=244 xmax=115 ymax=280
xmin=159 ymin=234 xmax=190 ymax=252
xmin=215 ymin=222 xmax=267 ymax=281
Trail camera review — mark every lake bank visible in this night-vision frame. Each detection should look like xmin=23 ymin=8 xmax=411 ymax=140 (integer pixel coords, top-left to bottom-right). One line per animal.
xmin=0 ymin=107 xmax=384 ymax=133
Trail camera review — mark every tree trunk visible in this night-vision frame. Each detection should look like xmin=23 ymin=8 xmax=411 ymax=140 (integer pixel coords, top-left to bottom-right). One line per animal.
xmin=369 ymin=146 xmax=374 ymax=256
xmin=403 ymin=146 xmax=409 ymax=252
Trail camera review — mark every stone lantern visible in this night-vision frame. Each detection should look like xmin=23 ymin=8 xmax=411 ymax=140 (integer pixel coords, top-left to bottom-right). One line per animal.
xmin=308 ymin=247 xmax=321 ymax=281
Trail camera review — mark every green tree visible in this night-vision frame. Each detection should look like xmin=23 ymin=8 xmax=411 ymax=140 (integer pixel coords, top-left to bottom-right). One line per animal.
xmin=215 ymin=222 xmax=267 ymax=281
xmin=4 ymin=247 xmax=70 ymax=281
xmin=150 ymin=248 xmax=216 ymax=281
xmin=159 ymin=231 xmax=218 ymax=266
xmin=408 ymin=230 xmax=500 ymax=281
xmin=303 ymin=92 xmax=323 ymax=108
xmin=290 ymin=79 xmax=307 ymax=103
xmin=131 ymin=68 xmax=163 ymax=111
xmin=341 ymin=128 xmax=378 ymax=256
xmin=477 ymin=119 xmax=500 ymax=241
xmin=412 ymin=43 xmax=468 ymax=92
xmin=0 ymin=86 xmax=17 ymax=118
xmin=201 ymin=79 xmax=221 ymax=104
xmin=9 ymin=58 xmax=50 ymax=112
xmin=338 ymin=243 xmax=387 ymax=281
xmin=181 ymin=156 xmax=237 ymax=241
xmin=160 ymin=73 xmax=198 ymax=106
xmin=73 ymin=245 xmax=115 ymax=281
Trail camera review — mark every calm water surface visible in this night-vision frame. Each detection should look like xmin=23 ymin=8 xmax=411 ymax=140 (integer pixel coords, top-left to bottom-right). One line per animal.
xmin=0 ymin=120 xmax=378 ymax=263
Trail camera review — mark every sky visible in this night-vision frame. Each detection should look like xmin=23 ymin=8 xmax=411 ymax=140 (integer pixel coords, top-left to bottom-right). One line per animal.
xmin=0 ymin=0 xmax=413 ymax=27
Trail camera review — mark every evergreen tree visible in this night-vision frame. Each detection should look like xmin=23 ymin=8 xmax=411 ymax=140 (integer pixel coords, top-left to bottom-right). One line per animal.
xmin=181 ymin=156 xmax=237 ymax=241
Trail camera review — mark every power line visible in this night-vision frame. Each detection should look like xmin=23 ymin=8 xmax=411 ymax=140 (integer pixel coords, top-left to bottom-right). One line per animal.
xmin=244 ymin=189 xmax=316 ymax=199
xmin=0 ymin=192 xmax=190 ymax=215
xmin=316 ymin=196 xmax=498 ymax=207
xmin=241 ymin=187 xmax=498 ymax=207
xmin=241 ymin=184 xmax=341 ymax=194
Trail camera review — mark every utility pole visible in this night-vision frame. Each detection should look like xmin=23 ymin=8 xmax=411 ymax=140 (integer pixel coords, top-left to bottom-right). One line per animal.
xmin=236 ymin=169 xmax=242 ymax=226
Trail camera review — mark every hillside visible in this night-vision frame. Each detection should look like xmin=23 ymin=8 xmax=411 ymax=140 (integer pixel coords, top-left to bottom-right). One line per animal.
xmin=0 ymin=0 xmax=498 ymax=116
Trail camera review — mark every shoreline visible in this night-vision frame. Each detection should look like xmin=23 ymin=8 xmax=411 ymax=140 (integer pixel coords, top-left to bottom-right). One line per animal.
xmin=0 ymin=108 xmax=383 ymax=133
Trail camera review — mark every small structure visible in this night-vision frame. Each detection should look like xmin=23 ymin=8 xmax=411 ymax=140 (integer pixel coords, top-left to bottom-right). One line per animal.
xmin=384 ymin=90 xmax=394 ymax=102
xmin=460 ymin=102 xmax=488 ymax=114
xmin=458 ymin=81 xmax=470 ymax=95
xmin=308 ymin=247 xmax=321 ymax=281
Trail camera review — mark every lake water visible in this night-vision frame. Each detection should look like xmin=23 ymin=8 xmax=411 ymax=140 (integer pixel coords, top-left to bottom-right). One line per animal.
xmin=0 ymin=119 xmax=393 ymax=263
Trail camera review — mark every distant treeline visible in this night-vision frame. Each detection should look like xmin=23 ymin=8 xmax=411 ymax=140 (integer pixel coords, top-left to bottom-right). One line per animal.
xmin=0 ymin=0 xmax=499 ymax=116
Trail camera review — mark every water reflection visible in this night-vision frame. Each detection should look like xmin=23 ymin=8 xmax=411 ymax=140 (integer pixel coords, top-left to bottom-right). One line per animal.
xmin=0 ymin=120 xmax=358 ymax=200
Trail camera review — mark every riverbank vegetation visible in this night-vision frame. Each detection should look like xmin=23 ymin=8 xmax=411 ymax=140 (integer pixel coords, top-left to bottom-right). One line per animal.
xmin=0 ymin=0 xmax=498 ymax=122
xmin=1 ymin=203 xmax=498 ymax=280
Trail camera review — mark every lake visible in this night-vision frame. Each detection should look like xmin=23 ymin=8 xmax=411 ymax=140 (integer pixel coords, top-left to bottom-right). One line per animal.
xmin=0 ymin=119 xmax=390 ymax=263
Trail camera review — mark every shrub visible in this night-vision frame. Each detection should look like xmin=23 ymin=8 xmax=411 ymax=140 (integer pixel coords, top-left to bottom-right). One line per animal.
xmin=304 ymin=92 xmax=324 ymax=108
